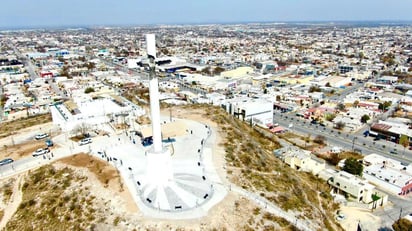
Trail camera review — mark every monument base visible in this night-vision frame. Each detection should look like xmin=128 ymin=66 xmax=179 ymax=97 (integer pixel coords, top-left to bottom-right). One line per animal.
xmin=146 ymin=148 xmax=173 ymax=186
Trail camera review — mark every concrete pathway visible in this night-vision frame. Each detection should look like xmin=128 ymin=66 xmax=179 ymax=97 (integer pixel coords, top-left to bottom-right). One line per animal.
xmin=0 ymin=175 xmax=23 ymax=230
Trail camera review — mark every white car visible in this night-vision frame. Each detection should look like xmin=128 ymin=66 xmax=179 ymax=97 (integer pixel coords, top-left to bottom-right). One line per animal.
xmin=32 ymin=148 xmax=50 ymax=157
xmin=79 ymin=138 xmax=92 ymax=146
xmin=336 ymin=213 xmax=346 ymax=221
xmin=35 ymin=133 xmax=49 ymax=140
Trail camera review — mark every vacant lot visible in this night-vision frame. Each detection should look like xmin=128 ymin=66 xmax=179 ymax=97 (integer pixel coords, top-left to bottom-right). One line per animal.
xmin=0 ymin=114 xmax=52 ymax=139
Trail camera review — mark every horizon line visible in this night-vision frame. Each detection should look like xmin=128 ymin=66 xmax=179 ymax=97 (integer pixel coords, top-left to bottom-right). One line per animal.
xmin=1 ymin=19 xmax=412 ymax=31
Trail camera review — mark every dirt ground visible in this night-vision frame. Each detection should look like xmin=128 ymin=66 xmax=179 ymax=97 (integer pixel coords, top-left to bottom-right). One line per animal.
xmin=0 ymin=122 xmax=57 ymax=161
xmin=339 ymin=206 xmax=382 ymax=230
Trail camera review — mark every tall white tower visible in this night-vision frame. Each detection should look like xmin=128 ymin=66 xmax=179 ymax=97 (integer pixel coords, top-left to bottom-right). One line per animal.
xmin=136 ymin=34 xmax=219 ymax=214
xmin=145 ymin=34 xmax=173 ymax=185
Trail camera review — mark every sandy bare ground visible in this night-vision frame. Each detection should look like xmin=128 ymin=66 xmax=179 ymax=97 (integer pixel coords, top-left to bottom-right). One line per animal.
xmin=0 ymin=122 xmax=57 ymax=161
xmin=339 ymin=206 xmax=382 ymax=230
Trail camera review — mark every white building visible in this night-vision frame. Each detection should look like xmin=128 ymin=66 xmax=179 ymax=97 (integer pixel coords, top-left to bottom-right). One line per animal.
xmin=224 ymin=96 xmax=273 ymax=126
xmin=51 ymin=94 xmax=145 ymax=135
xmin=363 ymin=154 xmax=412 ymax=196
xmin=326 ymin=170 xmax=377 ymax=203
xmin=283 ymin=149 xmax=326 ymax=175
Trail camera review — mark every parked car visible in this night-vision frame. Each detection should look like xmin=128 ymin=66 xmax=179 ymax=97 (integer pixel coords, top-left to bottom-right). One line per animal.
xmin=45 ymin=139 xmax=54 ymax=147
xmin=32 ymin=148 xmax=50 ymax=157
xmin=336 ymin=213 xmax=346 ymax=221
xmin=0 ymin=158 xmax=14 ymax=166
xmin=390 ymin=150 xmax=398 ymax=155
xmin=79 ymin=138 xmax=92 ymax=146
xmin=35 ymin=133 xmax=49 ymax=140
xmin=141 ymin=136 xmax=153 ymax=147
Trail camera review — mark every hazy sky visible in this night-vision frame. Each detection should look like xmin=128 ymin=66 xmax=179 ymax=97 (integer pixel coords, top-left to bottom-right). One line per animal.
xmin=0 ymin=0 xmax=411 ymax=28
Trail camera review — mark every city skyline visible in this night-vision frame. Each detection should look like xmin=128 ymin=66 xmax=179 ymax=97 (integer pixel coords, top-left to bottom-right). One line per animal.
xmin=1 ymin=0 xmax=412 ymax=29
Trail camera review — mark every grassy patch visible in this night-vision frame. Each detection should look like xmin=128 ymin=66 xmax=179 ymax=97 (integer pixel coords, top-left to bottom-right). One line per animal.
xmin=193 ymin=105 xmax=343 ymax=230
xmin=317 ymin=151 xmax=363 ymax=166
xmin=0 ymin=113 xmax=52 ymax=139
xmin=1 ymin=178 xmax=15 ymax=202
xmin=5 ymin=165 xmax=103 ymax=230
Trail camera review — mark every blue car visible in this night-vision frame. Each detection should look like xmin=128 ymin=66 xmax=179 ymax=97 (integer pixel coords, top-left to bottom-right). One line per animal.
xmin=141 ymin=137 xmax=153 ymax=146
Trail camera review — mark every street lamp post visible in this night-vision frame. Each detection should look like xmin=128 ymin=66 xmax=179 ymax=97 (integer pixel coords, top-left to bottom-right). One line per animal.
xmin=352 ymin=137 xmax=358 ymax=151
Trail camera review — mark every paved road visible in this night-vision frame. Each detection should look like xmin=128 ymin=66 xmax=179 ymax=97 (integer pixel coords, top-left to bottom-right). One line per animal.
xmin=373 ymin=193 xmax=412 ymax=228
xmin=329 ymin=81 xmax=363 ymax=101
xmin=10 ymin=43 xmax=39 ymax=80
xmin=0 ymin=83 xmax=3 ymax=121
xmin=274 ymin=112 xmax=412 ymax=164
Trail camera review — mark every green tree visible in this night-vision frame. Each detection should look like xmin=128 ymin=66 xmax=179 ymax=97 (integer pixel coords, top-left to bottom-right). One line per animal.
xmin=60 ymin=65 xmax=71 ymax=78
xmin=335 ymin=103 xmax=345 ymax=111
xmin=0 ymin=95 xmax=8 ymax=107
xmin=86 ymin=62 xmax=96 ymax=71
xmin=381 ymin=53 xmax=396 ymax=66
xmin=334 ymin=121 xmax=345 ymax=130
xmin=325 ymin=113 xmax=336 ymax=122
xmin=84 ymin=87 xmax=95 ymax=94
xmin=360 ymin=114 xmax=370 ymax=124
xmin=213 ymin=66 xmax=225 ymax=75
xmin=378 ymin=101 xmax=392 ymax=111
xmin=308 ymin=86 xmax=321 ymax=93
xmin=359 ymin=52 xmax=365 ymax=60
xmin=313 ymin=135 xmax=326 ymax=145
xmin=384 ymin=101 xmax=392 ymax=109
xmin=392 ymin=218 xmax=412 ymax=231
xmin=353 ymin=100 xmax=359 ymax=108
xmin=201 ymin=67 xmax=212 ymax=75
xmin=399 ymin=134 xmax=409 ymax=156
xmin=343 ymin=158 xmax=363 ymax=176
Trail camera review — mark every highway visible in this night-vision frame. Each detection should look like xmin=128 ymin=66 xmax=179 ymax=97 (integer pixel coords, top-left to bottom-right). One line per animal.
xmin=273 ymin=111 xmax=412 ymax=164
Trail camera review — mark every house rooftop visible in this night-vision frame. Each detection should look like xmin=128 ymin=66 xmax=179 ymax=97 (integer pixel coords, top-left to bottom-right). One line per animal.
xmin=363 ymin=154 xmax=412 ymax=188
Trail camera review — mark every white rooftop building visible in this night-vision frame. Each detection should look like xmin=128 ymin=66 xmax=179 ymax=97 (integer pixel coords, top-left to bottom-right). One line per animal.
xmin=224 ymin=96 xmax=273 ymax=126
xmin=363 ymin=154 xmax=412 ymax=195
xmin=51 ymin=94 xmax=145 ymax=135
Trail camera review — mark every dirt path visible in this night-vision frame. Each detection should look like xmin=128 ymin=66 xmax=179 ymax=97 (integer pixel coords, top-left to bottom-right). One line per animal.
xmin=0 ymin=175 xmax=24 ymax=230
